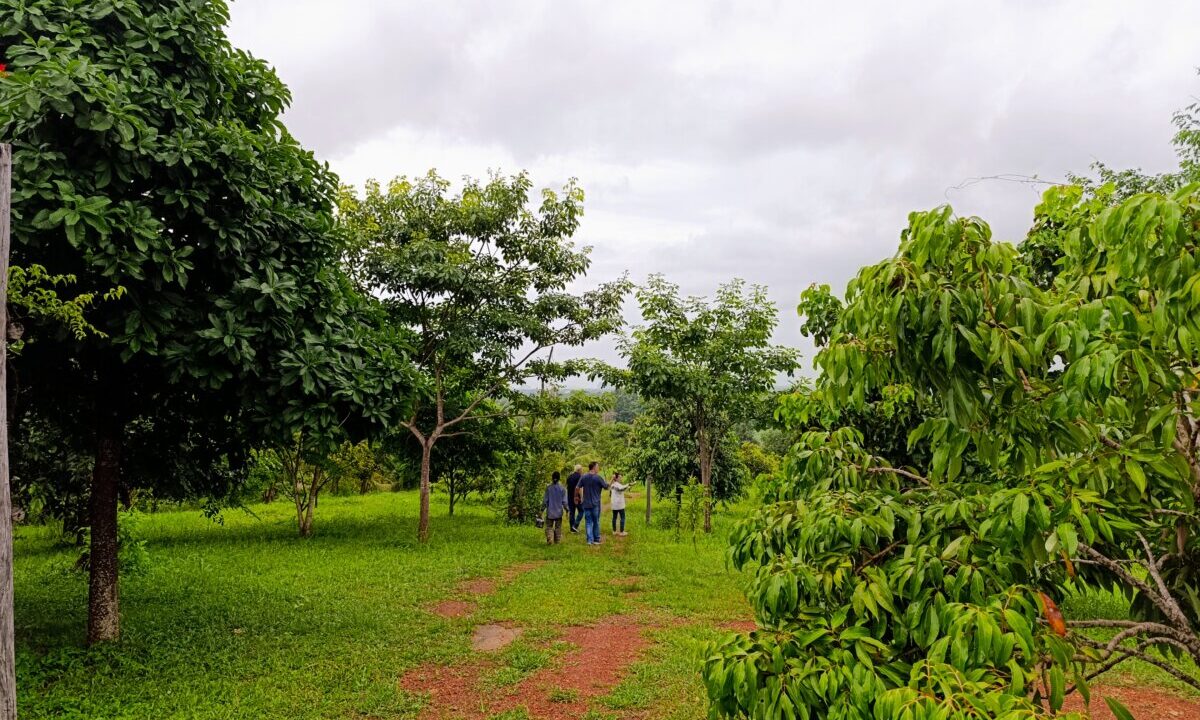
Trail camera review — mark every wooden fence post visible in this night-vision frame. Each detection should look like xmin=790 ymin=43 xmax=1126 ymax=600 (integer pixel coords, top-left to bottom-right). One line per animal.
xmin=0 ymin=142 xmax=16 ymax=719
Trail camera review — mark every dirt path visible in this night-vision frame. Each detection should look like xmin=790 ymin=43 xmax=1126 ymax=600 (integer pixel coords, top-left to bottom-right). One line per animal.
xmin=1060 ymin=684 xmax=1200 ymax=719
xmin=400 ymin=614 xmax=652 ymax=719
xmin=429 ymin=561 xmax=548 ymax=620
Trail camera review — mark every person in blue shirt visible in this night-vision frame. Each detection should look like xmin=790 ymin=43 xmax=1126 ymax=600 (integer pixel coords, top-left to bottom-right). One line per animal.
xmin=577 ymin=461 xmax=609 ymax=545
xmin=542 ymin=471 xmax=569 ymax=544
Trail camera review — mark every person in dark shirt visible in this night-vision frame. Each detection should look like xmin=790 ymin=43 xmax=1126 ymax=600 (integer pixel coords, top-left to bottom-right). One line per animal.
xmin=578 ymin=461 xmax=609 ymax=545
xmin=543 ymin=471 xmax=568 ymax=544
xmin=565 ymin=465 xmax=583 ymax=533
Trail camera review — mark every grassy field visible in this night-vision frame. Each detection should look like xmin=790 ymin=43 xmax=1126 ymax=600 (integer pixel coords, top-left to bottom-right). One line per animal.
xmin=15 ymin=491 xmax=752 ymax=720
xmin=16 ymin=490 xmax=1199 ymax=719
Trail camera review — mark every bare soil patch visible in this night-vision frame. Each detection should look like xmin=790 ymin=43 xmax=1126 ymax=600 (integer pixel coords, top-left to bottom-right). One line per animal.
xmin=500 ymin=560 xmax=547 ymax=581
xmin=459 ymin=578 xmax=496 ymax=595
xmin=1060 ymin=684 xmax=1200 ymax=719
xmin=457 ymin=560 xmax=546 ymax=598
xmin=431 ymin=600 xmax=475 ymax=619
xmin=720 ymin=619 xmax=757 ymax=632
xmin=608 ymin=575 xmax=644 ymax=587
xmin=400 ymin=614 xmax=651 ymax=719
xmin=471 ymin=624 xmax=523 ymax=652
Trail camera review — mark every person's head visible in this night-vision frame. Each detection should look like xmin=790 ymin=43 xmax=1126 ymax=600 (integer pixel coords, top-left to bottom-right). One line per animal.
xmin=612 ymin=472 xmax=621 ymax=481
xmin=588 ymin=461 xmax=599 ymax=472
xmin=574 ymin=464 xmax=583 ymax=473
xmin=552 ymin=471 xmax=561 ymax=484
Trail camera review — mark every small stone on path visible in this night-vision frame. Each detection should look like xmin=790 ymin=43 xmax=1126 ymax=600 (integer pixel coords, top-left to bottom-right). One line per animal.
xmin=472 ymin=624 xmax=522 ymax=651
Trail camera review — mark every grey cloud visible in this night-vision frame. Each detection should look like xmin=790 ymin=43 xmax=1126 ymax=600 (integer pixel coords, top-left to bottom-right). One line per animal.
xmin=228 ymin=0 xmax=1200 ymax=373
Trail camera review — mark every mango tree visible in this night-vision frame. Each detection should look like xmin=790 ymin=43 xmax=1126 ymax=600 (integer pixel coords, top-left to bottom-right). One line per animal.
xmin=704 ymin=189 xmax=1200 ymax=717
xmin=338 ymin=172 xmax=628 ymax=541
xmin=611 ymin=276 xmax=797 ymax=531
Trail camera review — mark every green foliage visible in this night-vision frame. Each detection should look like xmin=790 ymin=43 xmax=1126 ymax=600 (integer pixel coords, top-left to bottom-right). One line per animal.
xmin=673 ymin=483 xmax=709 ymax=546
xmin=627 ymin=400 xmax=748 ymax=503
xmin=706 ymin=185 xmax=1200 ymax=716
xmin=797 ymin=283 xmax=843 ymax=348
xmin=737 ymin=441 xmax=779 ymax=480
xmin=6 ymin=264 xmax=121 ymax=353
xmin=607 ymin=276 xmax=797 ymax=530
xmin=2 ymin=0 xmax=413 ymax=550
xmin=339 ymin=171 xmax=628 ymax=538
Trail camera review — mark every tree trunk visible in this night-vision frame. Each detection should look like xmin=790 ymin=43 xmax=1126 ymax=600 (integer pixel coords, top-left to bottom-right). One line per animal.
xmin=645 ymin=477 xmax=652 ymax=525
xmin=87 ymin=412 xmax=122 ymax=644
xmin=0 ymin=142 xmax=16 ymax=718
xmin=299 ymin=477 xmax=317 ymax=538
xmin=698 ymin=430 xmax=713 ymax=533
xmin=418 ymin=441 xmax=432 ymax=542
xmin=448 ymin=475 xmax=456 ymax=516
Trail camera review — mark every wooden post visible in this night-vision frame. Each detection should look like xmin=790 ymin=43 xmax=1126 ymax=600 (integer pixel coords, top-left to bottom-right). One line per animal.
xmin=645 ymin=477 xmax=652 ymax=525
xmin=0 ymin=142 xmax=17 ymax=718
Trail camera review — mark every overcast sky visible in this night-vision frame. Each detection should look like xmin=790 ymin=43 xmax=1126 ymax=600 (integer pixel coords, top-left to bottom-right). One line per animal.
xmin=227 ymin=0 xmax=1199 ymax=374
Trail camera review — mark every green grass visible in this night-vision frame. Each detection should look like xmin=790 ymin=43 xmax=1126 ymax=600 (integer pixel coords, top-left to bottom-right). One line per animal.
xmin=16 ymin=491 xmax=751 ymax=719
xmin=1062 ymin=587 xmax=1200 ymax=698
xmin=21 ymin=491 xmax=1196 ymax=719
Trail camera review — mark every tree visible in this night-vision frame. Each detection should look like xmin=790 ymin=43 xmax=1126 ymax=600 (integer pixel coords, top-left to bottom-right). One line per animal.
xmin=389 ymin=401 xmax=520 ymax=515
xmin=339 ymin=172 xmax=628 ymax=541
xmin=626 ymin=399 xmax=748 ymax=525
xmin=612 ymin=276 xmax=797 ymax=531
xmin=705 ymin=190 xmax=1200 ymax=718
xmin=1 ymin=0 xmax=412 ymax=642
xmin=612 ymin=387 xmax=645 ymax=423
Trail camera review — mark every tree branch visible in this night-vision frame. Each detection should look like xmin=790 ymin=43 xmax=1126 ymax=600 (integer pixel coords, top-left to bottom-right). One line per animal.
xmin=441 ymin=343 xmax=547 ymax=431
xmin=863 ymin=465 xmax=930 ymax=485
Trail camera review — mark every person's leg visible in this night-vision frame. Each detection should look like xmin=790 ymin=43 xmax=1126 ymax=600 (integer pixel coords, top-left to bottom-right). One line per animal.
xmin=553 ymin=517 xmax=562 ymax=543
xmin=618 ymin=509 xmax=626 ymax=533
xmin=545 ymin=517 xmax=553 ymax=545
xmin=611 ymin=510 xmax=617 ymax=533
xmin=583 ymin=508 xmax=593 ymax=543
xmin=587 ymin=508 xmax=600 ymax=543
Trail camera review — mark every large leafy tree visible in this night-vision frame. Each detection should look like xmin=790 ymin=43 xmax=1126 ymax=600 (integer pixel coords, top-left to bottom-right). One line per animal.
xmin=339 ymin=172 xmax=628 ymax=541
xmin=626 ymin=399 xmax=747 ymax=524
xmin=612 ymin=276 xmax=797 ymax=532
xmin=1 ymin=0 xmax=411 ymax=643
xmin=705 ymin=190 xmax=1200 ymax=718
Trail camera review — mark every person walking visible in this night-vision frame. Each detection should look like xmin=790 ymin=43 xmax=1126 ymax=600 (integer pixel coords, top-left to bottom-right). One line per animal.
xmin=609 ymin=472 xmax=630 ymax=536
xmin=565 ymin=465 xmax=583 ymax=533
xmin=578 ymin=461 xmax=609 ymax=545
xmin=543 ymin=472 xmax=568 ymax=544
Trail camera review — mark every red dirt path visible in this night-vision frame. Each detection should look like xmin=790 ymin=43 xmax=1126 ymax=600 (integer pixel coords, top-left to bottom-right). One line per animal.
xmin=400 ymin=615 xmax=651 ymax=719
xmin=431 ymin=600 xmax=475 ymax=618
xmin=1060 ymin=684 xmax=1200 ymax=718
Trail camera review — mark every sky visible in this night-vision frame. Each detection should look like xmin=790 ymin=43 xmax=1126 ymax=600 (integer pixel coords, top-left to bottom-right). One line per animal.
xmin=227 ymin=0 xmax=1199 ymax=375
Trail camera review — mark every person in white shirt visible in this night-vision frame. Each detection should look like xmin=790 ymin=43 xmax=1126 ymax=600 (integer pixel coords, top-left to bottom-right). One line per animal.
xmin=609 ymin=472 xmax=630 ymax=536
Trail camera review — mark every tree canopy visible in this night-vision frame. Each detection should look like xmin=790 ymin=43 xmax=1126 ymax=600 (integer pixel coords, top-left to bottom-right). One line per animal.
xmin=611 ymin=276 xmax=797 ymax=531
xmin=338 ymin=171 xmax=629 ymax=540
xmin=1 ymin=0 xmax=411 ymax=642
xmin=704 ymin=186 xmax=1200 ymax=718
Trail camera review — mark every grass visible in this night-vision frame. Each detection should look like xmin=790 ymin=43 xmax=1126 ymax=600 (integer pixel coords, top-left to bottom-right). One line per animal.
xmin=18 ymin=490 xmax=1199 ymax=719
xmin=15 ymin=490 xmax=751 ymax=719
xmin=1062 ymin=587 xmax=1200 ymax=698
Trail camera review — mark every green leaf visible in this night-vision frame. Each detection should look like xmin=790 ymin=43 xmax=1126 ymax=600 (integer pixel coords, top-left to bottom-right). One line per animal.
xmin=1012 ymin=493 xmax=1029 ymax=535
xmin=1104 ymin=697 xmax=1135 ymax=720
